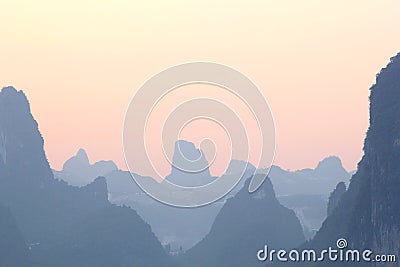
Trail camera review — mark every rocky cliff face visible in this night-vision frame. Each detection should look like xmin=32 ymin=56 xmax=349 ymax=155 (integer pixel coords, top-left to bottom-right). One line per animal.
xmin=327 ymin=182 xmax=346 ymax=217
xmin=0 ymin=86 xmax=173 ymax=267
xmin=0 ymin=86 xmax=53 ymax=182
xmin=365 ymin=52 xmax=400 ymax=266
xmin=297 ymin=53 xmax=400 ymax=267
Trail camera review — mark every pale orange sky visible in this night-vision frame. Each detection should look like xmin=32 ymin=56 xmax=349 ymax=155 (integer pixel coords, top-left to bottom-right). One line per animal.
xmin=1 ymin=0 xmax=400 ymax=172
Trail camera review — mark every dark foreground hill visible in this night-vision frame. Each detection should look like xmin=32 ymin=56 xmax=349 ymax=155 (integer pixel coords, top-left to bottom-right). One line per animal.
xmin=182 ymin=176 xmax=305 ymax=267
xmin=273 ymin=53 xmax=400 ymax=267
xmin=0 ymin=86 xmax=173 ymax=267
xmin=0 ymin=202 xmax=29 ymax=267
xmin=308 ymin=53 xmax=400 ymax=267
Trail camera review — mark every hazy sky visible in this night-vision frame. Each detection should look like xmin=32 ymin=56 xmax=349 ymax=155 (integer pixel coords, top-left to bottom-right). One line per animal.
xmin=1 ymin=0 xmax=400 ymax=173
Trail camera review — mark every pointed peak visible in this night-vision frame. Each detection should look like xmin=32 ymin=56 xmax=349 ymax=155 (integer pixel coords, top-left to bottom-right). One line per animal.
xmin=62 ymin=148 xmax=90 ymax=172
xmin=246 ymin=175 xmax=275 ymax=197
xmin=76 ymin=148 xmax=89 ymax=164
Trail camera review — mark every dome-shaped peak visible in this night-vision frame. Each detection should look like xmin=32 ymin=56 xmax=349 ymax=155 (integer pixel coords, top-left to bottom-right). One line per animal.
xmin=76 ymin=148 xmax=90 ymax=164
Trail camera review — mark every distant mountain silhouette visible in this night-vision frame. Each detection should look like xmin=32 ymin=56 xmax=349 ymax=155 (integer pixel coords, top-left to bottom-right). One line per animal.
xmin=57 ymin=142 xmax=346 ymax=249
xmin=54 ymin=148 xmax=118 ymax=186
xmin=268 ymin=156 xmax=351 ymax=197
xmin=105 ymin=156 xmax=256 ymax=251
xmin=0 ymin=86 xmax=173 ymax=267
xmin=182 ymin=176 xmax=305 ymax=267
xmin=165 ymin=140 xmax=216 ymax=187
xmin=265 ymin=156 xmax=350 ymax=239
xmin=54 ymin=140 xmax=256 ymax=251
xmin=278 ymin=194 xmax=327 ymax=240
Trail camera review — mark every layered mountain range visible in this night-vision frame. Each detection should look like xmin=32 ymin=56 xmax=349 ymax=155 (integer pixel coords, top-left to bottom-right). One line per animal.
xmin=2 ymin=51 xmax=397 ymax=267
xmin=0 ymin=86 xmax=173 ymax=267
xmin=55 ymin=146 xmax=349 ymax=248
xmin=181 ymin=176 xmax=305 ymax=267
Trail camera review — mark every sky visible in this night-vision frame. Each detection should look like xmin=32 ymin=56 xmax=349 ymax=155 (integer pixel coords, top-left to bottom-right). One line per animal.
xmin=1 ymin=0 xmax=400 ymax=174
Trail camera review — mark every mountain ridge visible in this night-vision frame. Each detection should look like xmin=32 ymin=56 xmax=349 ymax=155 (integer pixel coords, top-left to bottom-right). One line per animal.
xmin=0 ymin=86 xmax=174 ymax=267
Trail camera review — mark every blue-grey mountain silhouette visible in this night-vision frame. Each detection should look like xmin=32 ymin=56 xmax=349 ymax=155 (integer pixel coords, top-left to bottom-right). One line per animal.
xmin=165 ymin=140 xmax=216 ymax=187
xmin=54 ymin=140 xmax=258 ymax=251
xmin=57 ymin=143 xmax=347 ymax=249
xmin=274 ymin=53 xmax=400 ymax=267
xmin=104 ymin=147 xmax=256 ymax=251
xmin=182 ymin=176 xmax=305 ymax=267
xmin=268 ymin=156 xmax=351 ymax=197
xmin=326 ymin=181 xmax=346 ymax=217
xmin=0 ymin=86 xmax=174 ymax=267
xmin=267 ymin=156 xmax=351 ymax=239
xmin=54 ymin=148 xmax=118 ymax=186
xmin=0 ymin=202 xmax=29 ymax=267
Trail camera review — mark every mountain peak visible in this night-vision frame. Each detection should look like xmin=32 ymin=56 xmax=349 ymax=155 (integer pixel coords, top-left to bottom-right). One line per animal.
xmin=62 ymin=149 xmax=90 ymax=172
xmin=75 ymin=148 xmax=90 ymax=164
xmin=166 ymin=140 xmax=213 ymax=186
xmin=248 ymin=175 xmax=276 ymax=200
xmin=173 ymin=140 xmax=202 ymax=162
xmin=0 ymin=86 xmax=31 ymax=114
xmin=183 ymin=175 xmax=304 ymax=267
xmin=367 ymin=51 xmax=400 ymax=154
xmin=1 ymin=86 xmax=18 ymax=94
xmin=0 ymin=86 xmax=173 ymax=266
xmin=316 ymin=156 xmax=343 ymax=170
xmin=58 ymin=148 xmax=118 ymax=186
xmin=0 ymin=86 xmax=51 ymax=180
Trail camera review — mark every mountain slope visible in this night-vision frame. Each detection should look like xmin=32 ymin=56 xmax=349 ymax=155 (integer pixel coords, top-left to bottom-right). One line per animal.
xmin=0 ymin=202 xmax=30 ymax=267
xmin=294 ymin=53 xmax=400 ymax=267
xmin=0 ymin=86 xmax=173 ymax=267
xmin=182 ymin=176 xmax=305 ymax=267
xmin=54 ymin=148 xmax=118 ymax=186
xmin=326 ymin=182 xmax=346 ymax=217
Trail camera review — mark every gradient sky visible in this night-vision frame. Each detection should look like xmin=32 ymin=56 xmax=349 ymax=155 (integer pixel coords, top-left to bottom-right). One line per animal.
xmin=1 ymin=0 xmax=400 ymax=173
